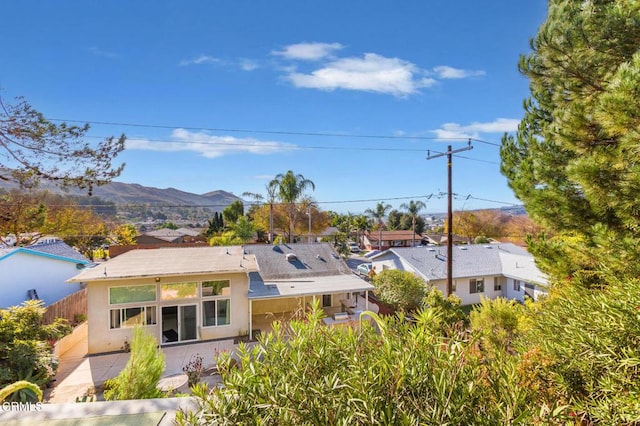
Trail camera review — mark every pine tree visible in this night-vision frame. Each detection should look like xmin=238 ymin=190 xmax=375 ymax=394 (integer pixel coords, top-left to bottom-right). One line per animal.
xmin=500 ymin=0 xmax=640 ymax=285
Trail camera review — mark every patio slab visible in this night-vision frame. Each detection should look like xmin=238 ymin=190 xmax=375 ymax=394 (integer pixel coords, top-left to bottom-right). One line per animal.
xmin=44 ymin=338 xmax=236 ymax=403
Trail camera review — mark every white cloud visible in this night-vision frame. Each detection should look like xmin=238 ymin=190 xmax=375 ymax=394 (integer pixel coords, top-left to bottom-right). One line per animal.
xmin=179 ymin=55 xmax=220 ymax=66
xmin=88 ymin=46 xmax=118 ymax=59
xmin=432 ymin=118 xmax=520 ymax=140
xmin=433 ymin=65 xmax=485 ymax=79
xmin=286 ymin=53 xmax=436 ymax=97
xmin=125 ymin=129 xmax=297 ymax=158
xmin=272 ymin=42 xmax=344 ymax=61
xmin=240 ymin=59 xmax=259 ymax=71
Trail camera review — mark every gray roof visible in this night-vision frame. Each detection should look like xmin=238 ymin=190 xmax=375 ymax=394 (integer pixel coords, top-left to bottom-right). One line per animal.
xmin=27 ymin=241 xmax=89 ymax=262
xmin=371 ymin=243 xmax=546 ymax=284
xmin=243 ymin=243 xmax=351 ymax=280
xmin=248 ymin=271 xmax=374 ymax=300
xmin=68 ymin=246 xmax=257 ymax=282
xmin=245 ymin=243 xmax=374 ymax=299
xmin=0 ymin=241 xmax=88 ymax=264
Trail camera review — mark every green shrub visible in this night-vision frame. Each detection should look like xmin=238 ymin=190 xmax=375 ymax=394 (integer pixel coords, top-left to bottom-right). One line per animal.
xmin=0 ymin=300 xmax=71 ymax=401
xmin=104 ymin=326 xmax=165 ymax=400
xmin=176 ymin=305 xmax=536 ymax=425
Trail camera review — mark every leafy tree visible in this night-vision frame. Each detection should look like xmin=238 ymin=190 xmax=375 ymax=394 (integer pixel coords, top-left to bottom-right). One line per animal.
xmin=500 ymin=0 xmax=640 ymax=284
xmin=103 ymin=326 xmax=165 ymax=400
xmin=365 ymin=201 xmax=392 ymax=251
xmin=0 ymin=95 xmax=125 ymax=193
xmin=231 ymin=216 xmax=255 ymax=243
xmin=0 ymin=300 xmax=71 ymax=401
xmin=204 ymin=212 xmax=223 ymax=238
xmin=400 ymin=199 xmax=426 ymax=246
xmin=371 ymin=269 xmax=426 ymax=312
xmin=0 ymin=190 xmax=46 ymax=245
xmin=46 ymin=206 xmax=108 ymax=259
xmin=112 ymin=224 xmax=137 ymax=245
xmin=386 ymin=209 xmax=402 ymax=230
xmin=157 ymin=221 xmax=178 ymax=230
xmin=222 ymin=200 xmax=244 ymax=227
xmin=269 ymin=170 xmax=315 ymax=243
xmin=209 ymin=231 xmax=243 ymax=246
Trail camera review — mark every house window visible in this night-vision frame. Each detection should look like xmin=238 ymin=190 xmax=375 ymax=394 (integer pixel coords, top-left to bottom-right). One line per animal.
xmin=202 ymin=280 xmax=230 ymax=297
xmin=322 ymin=294 xmax=332 ymax=308
xmin=109 ymin=285 xmax=156 ymax=305
xmin=160 ymin=282 xmax=198 ymax=300
xmin=110 ymin=306 xmax=156 ymax=329
xmin=494 ymin=277 xmax=502 ymax=291
xmin=202 ymin=299 xmax=230 ymax=327
xmin=469 ymin=278 xmax=484 ymax=294
xmin=514 ymin=280 xmax=521 ymax=291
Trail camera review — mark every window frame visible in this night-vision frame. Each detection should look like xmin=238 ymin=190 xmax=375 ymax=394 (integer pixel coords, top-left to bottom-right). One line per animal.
xmin=201 ymin=298 xmax=231 ymax=327
xmin=321 ymin=294 xmax=332 ymax=308
xmin=493 ymin=277 xmax=502 ymax=291
xmin=109 ymin=305 xmax=157 ymax=329
xmin=108 ymin=284 xmax=157 ymax=305
xmin=469 ymin=278 xmax=485 ymax=294
xmin=201 ymin=280 xmax=231 ymax=297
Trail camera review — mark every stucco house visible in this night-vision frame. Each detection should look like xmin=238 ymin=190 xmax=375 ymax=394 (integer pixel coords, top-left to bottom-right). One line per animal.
xmin=369 ymin=243 xmax=547 ymax=306
xmin=0 ymin=241 xmax=88 ymax=308
xmin=244 ymin=243 xmax=375 ymax=337
xmin=69 ymin=243 xmax=374 ymax=354
xmin=363 ymin=230 xmax=423 ymax=251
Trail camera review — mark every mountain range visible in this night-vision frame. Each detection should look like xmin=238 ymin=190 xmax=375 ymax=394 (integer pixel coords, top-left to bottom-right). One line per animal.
xmin=0 ymin=179 xmax=242 ymax=212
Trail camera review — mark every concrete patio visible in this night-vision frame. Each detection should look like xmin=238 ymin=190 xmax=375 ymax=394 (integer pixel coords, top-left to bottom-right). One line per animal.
xmin=44 ymin=337 xmax=236 ymax=403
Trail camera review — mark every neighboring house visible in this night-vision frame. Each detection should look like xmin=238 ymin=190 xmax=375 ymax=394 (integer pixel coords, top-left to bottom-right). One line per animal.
xmin=363 ymin=230 xmax=423 ymax=251
xmin=0 ymin=241 xmax=88 ymax=308
xmin=135 ymin=228 xmax=206 ymax=245
xmin=370 ymin=243 xmax=547 ymax=306
xmin=421 ymin=233 xmax=468 ymax=245
xmin=69 ymin=243 xmax=374 ymax=354
xmin=244 ymin=243 xmax=375 ymax=337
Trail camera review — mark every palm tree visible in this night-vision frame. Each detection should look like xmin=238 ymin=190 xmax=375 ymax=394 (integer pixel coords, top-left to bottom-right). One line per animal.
xmin=400 ymin=200 xmax=426 ymax=247
xmin=353 ymin=214 xmax=371 ymax=248
xmin=243 ymin=180 xmax=279 ymax=244
xmin=269 ymin=171 xmax=316 ymax=243
xmin=365 ymin=202 xmax=392 ymax=251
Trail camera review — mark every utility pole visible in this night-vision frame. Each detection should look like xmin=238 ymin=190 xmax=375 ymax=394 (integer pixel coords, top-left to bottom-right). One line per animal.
xmin=426 ymin=140 xmax=473 ymax=296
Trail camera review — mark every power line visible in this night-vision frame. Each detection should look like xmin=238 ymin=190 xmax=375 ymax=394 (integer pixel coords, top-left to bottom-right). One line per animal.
xmin=51 ymin=117 xmax=502 ymax=145
xmin=79 ymin=134 xmax=500 ymax=164
xmin=2 ymin=193 xmax=520 ymax=209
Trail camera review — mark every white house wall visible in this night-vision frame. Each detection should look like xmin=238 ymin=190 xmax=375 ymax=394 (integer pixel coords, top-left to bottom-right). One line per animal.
xmin=86 ymin=272 xmax=250 ymax=354
xmin=0 ymin=252 xmax=83 ymax=308
xmin=504 ymin=278 xmax=525 ymax=302
xmin=428 ymin=276 xmax=505 ymax=306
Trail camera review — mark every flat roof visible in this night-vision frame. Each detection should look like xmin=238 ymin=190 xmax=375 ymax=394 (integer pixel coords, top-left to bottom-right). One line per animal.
xmin=68 ymin=246 xmax=257 ymax=282
xmin=249 ymin=271 xmax=374 ymax=299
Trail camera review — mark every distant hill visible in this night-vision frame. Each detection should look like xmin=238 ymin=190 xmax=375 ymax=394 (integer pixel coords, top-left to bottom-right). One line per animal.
xmin=0 ymin=179 xmax=242 ymax=213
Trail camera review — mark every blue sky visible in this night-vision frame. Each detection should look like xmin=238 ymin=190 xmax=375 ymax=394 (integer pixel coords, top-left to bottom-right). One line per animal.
xmin=1 ymin=1 xmax=548 ymax=215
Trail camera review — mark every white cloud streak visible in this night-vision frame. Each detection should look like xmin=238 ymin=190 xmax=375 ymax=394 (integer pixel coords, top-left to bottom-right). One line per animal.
xmin=179 ymin=55 xmax=220 ymax=66
xmin=287 ymin=53 xmax=436 ymax=97
xmin=432 ymin=65 xmax=485 ymax=79
xmin=272 ymin=42 xmax=344 ymax=61
xmin=88 ymin=46 xmax=119 ymax=59
xmin=432 ymin=118 xmax=520 ymax=140
xmin=125 ymin=129 xmax=297 ymax=158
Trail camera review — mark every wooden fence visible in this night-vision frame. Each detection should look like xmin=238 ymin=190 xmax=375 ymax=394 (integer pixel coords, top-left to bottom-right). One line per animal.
xmin=43 ymin=287 xmax=87 ymax=325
